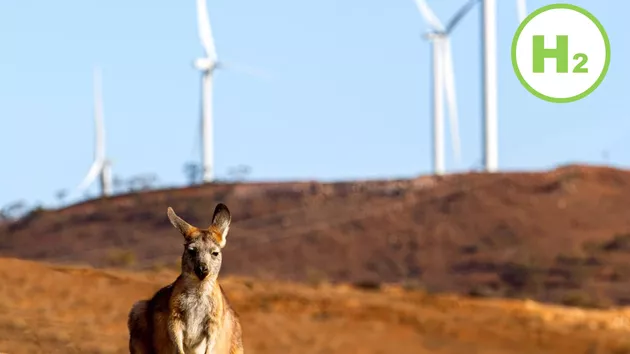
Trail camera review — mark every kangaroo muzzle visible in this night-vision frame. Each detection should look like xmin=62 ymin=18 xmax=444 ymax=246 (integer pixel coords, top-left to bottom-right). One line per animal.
xmin=195 ymin=265 xmax=210 ymax=280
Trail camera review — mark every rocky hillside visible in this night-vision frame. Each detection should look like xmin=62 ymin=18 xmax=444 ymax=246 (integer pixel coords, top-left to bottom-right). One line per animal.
xmin=2 ymin=164 xmax=630 ymax=307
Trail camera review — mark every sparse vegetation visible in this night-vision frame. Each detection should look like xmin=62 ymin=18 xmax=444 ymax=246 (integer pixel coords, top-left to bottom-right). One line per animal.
xmin=105 ymin=248 xmax=136 ymax=267
xmin=150 ymin=261 xmax=167 ymax=272
xmin=560 ymin=291 xmax=593 ymax=308
xmin=305 ymin=268 xmax=328 ymax=288
xmin=468 ymin=284 xmax=502 ymax=298
xmin=498 ymin=261 xmax=545 ymax=297
xmin=352 ymin=279 xmax=382 ymax=291
xmin=560 ymin=290 xmax=607 ymax=309
xmin=1 ymin=258 xmax=630 ymax=353
xmin=602 ymin=233 xmax=630 ymax=252
xmin=3 ymin=165 xmax=630 ymax=312
xmin=401 ymin=278 xmax=425 ymax=292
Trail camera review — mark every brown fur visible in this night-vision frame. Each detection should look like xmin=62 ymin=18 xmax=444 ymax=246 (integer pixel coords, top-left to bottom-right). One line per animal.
xmin=128 ymin=203 xmax=243 ymax=354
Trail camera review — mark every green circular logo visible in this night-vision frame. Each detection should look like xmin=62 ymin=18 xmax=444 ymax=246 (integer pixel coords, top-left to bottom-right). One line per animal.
xmin=511 ymin=4 xmax=610 ymax=103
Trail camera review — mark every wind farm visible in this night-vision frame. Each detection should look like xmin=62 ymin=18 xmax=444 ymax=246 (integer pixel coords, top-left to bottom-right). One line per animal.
xmin=73 ymin=0 xmax=528 ymax=197
xmin=1 ymin=1 xmax=629 ymax=353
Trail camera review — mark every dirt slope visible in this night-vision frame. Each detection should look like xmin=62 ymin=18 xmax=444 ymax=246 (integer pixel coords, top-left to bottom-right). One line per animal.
xmin=2 ymin=257 xmax=630 ymax=354
xmin=2 ymin=165 xmax=630 ymax=306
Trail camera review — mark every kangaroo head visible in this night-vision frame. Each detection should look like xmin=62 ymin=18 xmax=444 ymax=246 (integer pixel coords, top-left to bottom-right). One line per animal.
xmin=166 ymin=203 xmax=231 ymax=281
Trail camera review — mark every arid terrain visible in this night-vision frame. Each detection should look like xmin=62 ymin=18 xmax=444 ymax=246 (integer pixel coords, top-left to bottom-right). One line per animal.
xmin=3 ymin=165 xmax=630 ymax=306
xmin=2 ymin=257 xmax=630 ymax=354
xmin=3 ymin=164 xmax=630 ymax=352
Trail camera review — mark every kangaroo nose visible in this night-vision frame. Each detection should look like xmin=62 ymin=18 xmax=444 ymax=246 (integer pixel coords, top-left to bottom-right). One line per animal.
xmin=196 ymin=265 xmax=209 ymax=279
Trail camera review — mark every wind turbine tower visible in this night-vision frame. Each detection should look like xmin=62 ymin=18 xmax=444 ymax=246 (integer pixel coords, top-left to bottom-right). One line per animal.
xmin=75 ymin=66 xmax=112 ymax=198
xmin=481 ymin=0 xmax=498 ymax=173
xmin=481 ymin=0 xmax=527 ymax=172
xmin=415 ymin=0 xmax=479 ymax=175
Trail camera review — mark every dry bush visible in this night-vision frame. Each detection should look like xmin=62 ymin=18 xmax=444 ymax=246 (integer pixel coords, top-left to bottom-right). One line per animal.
xmin=602 ymin=233 xmax=630 ymax=252
xmin=468 ymin=284 xmax=503 ymax=298
xmin=104 ymin=248 xmax=136 ymax=267
xmin=401 ymin=278 xmax=425 ymax=292
xmin=352 ymin=279 xmax=382 ymax=291
xmin=559 ymin=290 xmax=609 ymax=309
xmin=306 ymin=268 xmax=328 ymax=288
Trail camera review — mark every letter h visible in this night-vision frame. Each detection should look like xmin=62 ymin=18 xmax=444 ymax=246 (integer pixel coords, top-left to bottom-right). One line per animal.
xmin=532 ymin=35 xmax=569 ymax=73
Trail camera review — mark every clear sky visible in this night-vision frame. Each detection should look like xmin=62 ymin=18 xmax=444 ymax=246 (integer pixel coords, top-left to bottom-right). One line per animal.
xmin=0 ymin=0 xmax=627 ymax=208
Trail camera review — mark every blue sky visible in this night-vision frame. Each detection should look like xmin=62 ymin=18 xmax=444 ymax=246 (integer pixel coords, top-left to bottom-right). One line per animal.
xmin=0 ymin=0 xmax=627 ymax=208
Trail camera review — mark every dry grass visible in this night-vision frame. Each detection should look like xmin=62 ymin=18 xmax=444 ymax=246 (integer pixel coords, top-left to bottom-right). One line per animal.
xmin=2 ymin=257 xmax=630 ymax=353
xmin=4 ymin=165 xmax=630 ymax=307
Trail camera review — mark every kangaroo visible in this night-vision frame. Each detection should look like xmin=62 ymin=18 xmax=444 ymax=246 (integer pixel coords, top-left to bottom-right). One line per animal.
xmin=127 ymin=203 xmax=243 ymax=354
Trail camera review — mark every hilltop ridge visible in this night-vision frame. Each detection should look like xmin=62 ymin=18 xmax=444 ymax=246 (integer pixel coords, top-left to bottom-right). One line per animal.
xmin=2 ymin=164 xmax=630 ymax=306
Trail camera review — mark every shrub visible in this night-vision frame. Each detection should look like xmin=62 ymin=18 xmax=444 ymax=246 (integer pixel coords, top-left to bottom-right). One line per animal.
xmin=468 ymin=284 xmax=501 ymax=298
xmin=602 ymin=233 xmax=630 ymax=252
xmin=353 ymin=279 xmax=382 ymax=291
xmin=105 ymin=248 xmax=136 ymax=267
xmin=401 ymin=278 xmax=425 ymax=292
xmin=305 ymin=268 xmax=328 ymax=288
xmin=559 ymin=290 xmax=608 ymax=309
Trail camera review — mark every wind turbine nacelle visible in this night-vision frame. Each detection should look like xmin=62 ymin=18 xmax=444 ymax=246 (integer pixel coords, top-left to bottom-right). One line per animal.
xmin=424 ymin=31 xmax=446 ymax=41
xmin=194 ymin=58 xmax=216 ymax=71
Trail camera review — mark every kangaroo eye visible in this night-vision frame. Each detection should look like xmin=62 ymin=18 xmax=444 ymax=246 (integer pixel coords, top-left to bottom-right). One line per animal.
xmin=187 ymin=247 xmax=196 ymax=254
xmin=211 ymin=251 xmax=219 ymax=257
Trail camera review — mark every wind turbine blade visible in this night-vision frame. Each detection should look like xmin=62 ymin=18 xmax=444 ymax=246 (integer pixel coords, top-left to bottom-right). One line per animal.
xmin=220 ymin=61 xmax=272 ymax=80
xmin=196 ymin=0 xmax=218 ymax=61
xmin=441 ymin=38 xmax=461 ymax=164
xmin=74 ymin=66 xmax=107 ymax=197
xmin=414 ymin=0 xmax=445 ymax=31
xmin=445 ymin=0 xmax=480 ymax=33
xmin=94 ymin=66 xmax=105 ymax=161
xmin=516 ymin=0 xmax=527 ymax=23
xmin=76 ymin=159 xmax=104 ymax=193
xmin=433 ymin=39 xmax=446 ymax=175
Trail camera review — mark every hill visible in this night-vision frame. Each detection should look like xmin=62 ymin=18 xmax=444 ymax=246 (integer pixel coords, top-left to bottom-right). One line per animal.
xmin=3 ymin=164 xmax=630 ymax=306
xmin=2 ymin=257 xmax=630 ymax=353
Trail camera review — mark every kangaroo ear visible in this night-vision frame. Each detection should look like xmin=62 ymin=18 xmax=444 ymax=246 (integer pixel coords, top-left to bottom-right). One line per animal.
xmin=210 ymin=203 xmax=231 ymax=248
xmin=167 ymin=207 xmax=197 ymax=239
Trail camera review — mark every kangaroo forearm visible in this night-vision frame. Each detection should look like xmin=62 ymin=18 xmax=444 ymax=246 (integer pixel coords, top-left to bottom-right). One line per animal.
xmin=168 ymin=320 xmax=186 ymax=354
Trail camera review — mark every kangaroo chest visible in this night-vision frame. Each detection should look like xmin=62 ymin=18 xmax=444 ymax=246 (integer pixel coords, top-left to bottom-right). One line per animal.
xmin=179 ymin=292 xmax=221 ymax=352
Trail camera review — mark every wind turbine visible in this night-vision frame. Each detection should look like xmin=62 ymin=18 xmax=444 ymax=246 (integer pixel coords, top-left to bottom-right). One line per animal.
xmin=415 ymin=0 xmax=478 ymax=175
xmin=75 ymin=66 xmax=112 ymax=198
xmin=481 ymin=0 xmax=527 ymax=172
xmin=415 ymin=0 xmax=527 ymax=175
xmin=193 ymin=0 xmax=268 ymax=183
